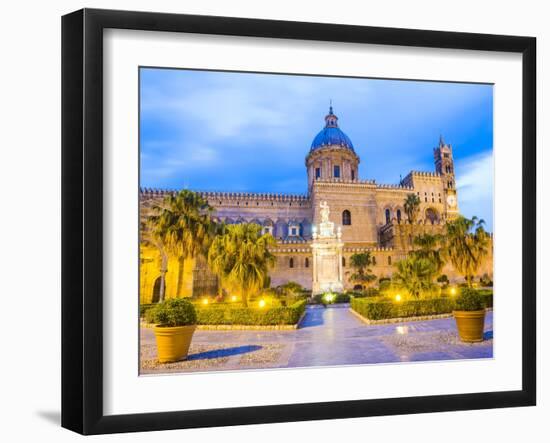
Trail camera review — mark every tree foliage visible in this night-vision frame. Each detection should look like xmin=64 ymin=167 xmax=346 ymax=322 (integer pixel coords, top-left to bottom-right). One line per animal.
xmin=404 ymin=193 xmax=421 ymax=224
xmin=445 ymin=216 xmax=490 ymax=287
xmin=392 ymin=256 xmax=437 ymax=299
xmin=349 ymin=252 xmax=377 ymax=289
xmin=207 ymin=223 xmax=276 ymax=306
xmin=150 ymin=190 xmax=214 ymax=259
xmin=411 ymin=233 xmax=447 ymax=274
xmin=147 ymin=190 xmax=215 ymax=299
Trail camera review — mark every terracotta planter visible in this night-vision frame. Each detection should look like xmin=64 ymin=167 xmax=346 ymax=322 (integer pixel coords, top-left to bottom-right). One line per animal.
xmin=153 ymin=325 xmax=196 ymax=363
xmin=453 ymin=309 xmax=486 ymax=343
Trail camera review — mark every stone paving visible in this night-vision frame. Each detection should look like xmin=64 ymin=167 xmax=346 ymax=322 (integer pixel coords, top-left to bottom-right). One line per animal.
xmin=140 ymin=304 xmax=493 ymax=374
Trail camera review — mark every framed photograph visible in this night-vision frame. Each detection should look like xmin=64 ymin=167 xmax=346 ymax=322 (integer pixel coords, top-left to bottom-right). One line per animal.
xmin=62 ymin=8 xmax=536 ymax=435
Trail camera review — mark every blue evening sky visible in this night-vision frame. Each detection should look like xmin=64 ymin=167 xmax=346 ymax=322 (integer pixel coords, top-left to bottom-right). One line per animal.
xmin=140 ymin=68 xmax=493 ymax=230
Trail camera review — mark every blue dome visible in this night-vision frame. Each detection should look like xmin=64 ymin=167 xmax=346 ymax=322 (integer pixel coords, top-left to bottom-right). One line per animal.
xmin=310 ymin=106 xmax=355 ymax=152
xmin=310 ymin=127 xmax=354 ymax=151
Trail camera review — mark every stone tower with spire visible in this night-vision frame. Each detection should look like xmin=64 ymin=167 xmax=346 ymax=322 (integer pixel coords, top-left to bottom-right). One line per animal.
xmin=433 ymin=135 xmax=459 ymax=219
xmin=434 ymin=135 xmax=455 ymax=188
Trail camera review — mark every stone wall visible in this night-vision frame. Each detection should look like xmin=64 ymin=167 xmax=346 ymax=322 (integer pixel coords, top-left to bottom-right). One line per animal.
xmin=311 ymin=180 xmax=379 ymax=245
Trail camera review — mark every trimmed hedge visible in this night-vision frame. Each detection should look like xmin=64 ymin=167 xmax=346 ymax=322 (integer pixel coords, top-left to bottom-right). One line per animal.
xmin=312 ymin=292 xmax=350 ymax=304
xmin=351 ymin=297 xmax=455 ymax=320
xmin=351 ymin=289 xmax=493 ymax=320
xmin=195 ymin=299 xmax=307 ymax=325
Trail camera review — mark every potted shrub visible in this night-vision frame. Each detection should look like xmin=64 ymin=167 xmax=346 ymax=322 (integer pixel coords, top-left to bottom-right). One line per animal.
xmin=453 ymin=289 xmax=486 ymax=343
xmin=145 ymin=298 xmax=197 ymax=363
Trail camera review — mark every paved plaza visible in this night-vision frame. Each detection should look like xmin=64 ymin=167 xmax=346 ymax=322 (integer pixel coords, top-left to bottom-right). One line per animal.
xmin=140 ymin=305 xmax=493 ymax=374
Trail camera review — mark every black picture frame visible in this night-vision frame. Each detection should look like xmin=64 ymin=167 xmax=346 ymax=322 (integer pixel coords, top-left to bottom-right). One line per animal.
xmin=62 ymin=8 xmax=537 ymax=435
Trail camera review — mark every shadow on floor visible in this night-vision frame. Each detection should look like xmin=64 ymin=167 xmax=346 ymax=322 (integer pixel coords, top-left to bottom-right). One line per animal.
xmin=188 ymin=345 xmax=262 ymax=360
xmin=36 ymin=410 xmax=60 ymax=426
xmin=299 ymin=309 xmax=325 ymax=328
xmin=484 ymin=330 xmax=494 ymax=340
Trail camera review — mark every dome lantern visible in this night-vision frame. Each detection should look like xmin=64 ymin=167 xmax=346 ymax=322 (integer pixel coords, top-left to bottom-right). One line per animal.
xmin=310 ymin=105 xmax=355 ymax=152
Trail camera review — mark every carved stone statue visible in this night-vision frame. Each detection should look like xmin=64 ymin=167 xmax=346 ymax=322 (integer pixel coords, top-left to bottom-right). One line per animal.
xmin=320 ymin=200 xmax=330 ymax=223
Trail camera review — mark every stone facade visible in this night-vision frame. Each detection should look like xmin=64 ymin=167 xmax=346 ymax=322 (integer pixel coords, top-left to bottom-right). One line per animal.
xmin=139 ymin=108 xmax=492 ymax=303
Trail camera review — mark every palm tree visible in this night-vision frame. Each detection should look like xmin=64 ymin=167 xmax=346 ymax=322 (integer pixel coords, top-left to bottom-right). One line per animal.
xmin=392 ymin=256 xmax=437 ymax=299
xmin=149 ymin=190 xmax=214 ymax=298
xmin=445 ymin=215 xmax=490 ymax=287
xmin=208 ymin=223 xmax=276 ymax=307
xmin=404 ymin=193 xmax=421 ymax=224
xmin=411 ymin=233 xmax=446 ymax=274
xmin=349 ymin=252 xmax=377 ymax=289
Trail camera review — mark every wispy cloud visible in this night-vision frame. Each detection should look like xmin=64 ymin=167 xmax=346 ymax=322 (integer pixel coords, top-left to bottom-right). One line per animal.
xmin=456 ymin=150 xmax=493 ymax=230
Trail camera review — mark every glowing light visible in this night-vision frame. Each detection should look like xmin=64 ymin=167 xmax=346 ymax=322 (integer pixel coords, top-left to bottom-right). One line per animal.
xmin=230 ymin=295 xmax=237 ymax=302
xmin=395 ymin=294 xmax=402 ymax=302
xmin=396 ymin=326 xmax=408 ymax=335
xmin=258 ymin=299 xmax=266 ymax=308
xmin=450 ymin=287 xmax=457 ymax=296
xmin=202 ymin=298 xmax=209 ymax=305
xmin=324 ymin=293 xmax=335 ymax=303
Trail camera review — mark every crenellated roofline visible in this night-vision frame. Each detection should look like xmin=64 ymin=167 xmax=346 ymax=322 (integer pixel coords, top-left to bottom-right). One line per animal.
xmin=402 ymin=170 xmax=442 ymax=181
xmin=140 ymin=188 xmax=310 ymax=202
xmin=312 ymin=178 xmax=414 ymax=190
xmin=270 ymin=244 xmax=395 ymax=253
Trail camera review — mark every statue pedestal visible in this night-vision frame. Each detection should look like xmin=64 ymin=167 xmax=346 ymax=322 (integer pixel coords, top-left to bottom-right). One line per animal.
xmin=310 ymin=202 xmax=344 ymax=295
xmin=311 ymin=237 xmax=344 ymax=295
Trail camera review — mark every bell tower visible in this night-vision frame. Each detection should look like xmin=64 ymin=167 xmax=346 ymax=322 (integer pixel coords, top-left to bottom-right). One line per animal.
xmin=434 ymin=135 xmax=459 ymax=219
xmin=434 ymin=135 xmax=455 ymax=187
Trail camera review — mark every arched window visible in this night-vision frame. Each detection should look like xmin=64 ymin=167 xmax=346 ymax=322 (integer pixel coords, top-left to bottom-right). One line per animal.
xmin=342 ymin=257 xmax=346 ymax=267
xmin=342 ymin=210 xmax=351 ymax=225
xmin=305 ymin=257 xmax=309 ymax=268
xmin=372 ymin=256 xmax=376 ymax=266
xmin=385 ymin=209 xmax=391 ymax=224
xmin=425 ymin=208 xmax=439 ymax=225
xmin=351 ymin=170 xmax=355 ymax=180
xmin=388 ymin=256 xmax=392 ymax=266
xmin=396 ymin=209 xmax=402 ymax=224
xmin=289 ymin=257 xmax=294 ymax=268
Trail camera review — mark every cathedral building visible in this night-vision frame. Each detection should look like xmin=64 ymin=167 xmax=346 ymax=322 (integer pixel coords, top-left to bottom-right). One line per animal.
xmin=140 ymin=107 xmax=492 ymax=302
